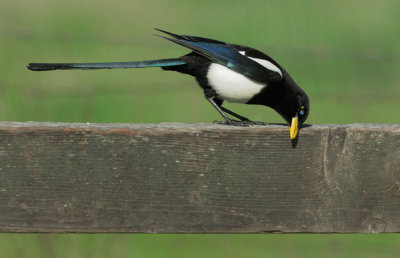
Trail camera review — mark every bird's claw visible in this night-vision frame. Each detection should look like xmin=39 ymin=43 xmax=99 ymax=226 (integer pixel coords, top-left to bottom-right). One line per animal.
xmin=213 ymin=120 xmax=267 ymax=126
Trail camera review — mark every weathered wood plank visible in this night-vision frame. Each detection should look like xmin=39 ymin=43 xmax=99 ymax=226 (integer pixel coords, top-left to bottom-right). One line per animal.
xmin=0 ymin=122 xmax=399 ymax=233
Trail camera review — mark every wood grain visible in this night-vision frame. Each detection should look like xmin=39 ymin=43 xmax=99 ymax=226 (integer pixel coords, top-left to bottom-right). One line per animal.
xmin=0 ymin=122 xmax=399 ymax=233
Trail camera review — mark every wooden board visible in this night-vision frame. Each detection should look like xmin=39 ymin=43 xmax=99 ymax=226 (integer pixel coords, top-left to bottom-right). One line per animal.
xmin=0 ymin=122 xmax=399 ymax=233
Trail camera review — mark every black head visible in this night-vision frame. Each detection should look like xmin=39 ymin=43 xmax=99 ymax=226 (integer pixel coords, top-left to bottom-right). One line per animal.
xmin=285 ymin=90 xmax=309 ymax=140
xmin=270 ymin=70 xmax=309 ymax=140
xmin=275 ymin=89 xmax=309 ymax=140
xmin=246 ymin=68 xmax=310 ymax=139
xmin=272 ymin=77 xmax=310 ymax=125
xmin=296 ymin=91 xmax=310 ymax=124
xmin=275 ymin=90 xmax=309 ymax=122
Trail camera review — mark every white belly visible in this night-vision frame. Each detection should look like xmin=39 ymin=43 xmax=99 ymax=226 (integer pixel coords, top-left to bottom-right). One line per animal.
xmin=206 ymin=63 xmax=266 ymax=103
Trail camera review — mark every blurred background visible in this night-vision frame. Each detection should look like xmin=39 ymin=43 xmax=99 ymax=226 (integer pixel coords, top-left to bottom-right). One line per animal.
xmin=1 ymin=0 xmax=399 ymax=257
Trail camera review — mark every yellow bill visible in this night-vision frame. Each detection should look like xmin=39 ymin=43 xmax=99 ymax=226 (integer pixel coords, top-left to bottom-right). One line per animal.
xmin=290 ymin=115 xmax=299 ymax=140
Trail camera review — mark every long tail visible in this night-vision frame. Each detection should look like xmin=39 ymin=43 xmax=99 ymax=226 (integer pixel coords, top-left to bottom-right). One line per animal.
xmin=27 ymin=58 xmax=186 ymax=71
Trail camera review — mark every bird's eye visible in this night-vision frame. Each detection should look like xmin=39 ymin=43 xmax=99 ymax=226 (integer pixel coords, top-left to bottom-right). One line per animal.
xmin=299 ymin=109 xmax=305 ymax=116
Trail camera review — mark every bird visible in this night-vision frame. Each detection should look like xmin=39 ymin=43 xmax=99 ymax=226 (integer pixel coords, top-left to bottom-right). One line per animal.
xmin=28 ymin=29 xmax=309 ymax=140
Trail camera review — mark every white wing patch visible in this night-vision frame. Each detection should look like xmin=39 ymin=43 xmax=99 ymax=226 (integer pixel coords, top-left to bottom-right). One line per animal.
xmin=207 ymin=63 xmax=266 ymax=103
xmin=239 ymin=51 xmax=282 ymax=77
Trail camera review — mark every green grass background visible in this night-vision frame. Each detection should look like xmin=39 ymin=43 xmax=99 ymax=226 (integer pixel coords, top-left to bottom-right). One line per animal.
xmin=1 ymin=0 xmax=400 ymax=257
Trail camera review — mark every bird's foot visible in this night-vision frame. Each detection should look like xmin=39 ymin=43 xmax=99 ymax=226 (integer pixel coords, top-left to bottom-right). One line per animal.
xmin=245 ymin=121 xmax=269 ymax=126
xmin=213 ymin=120 xmax=267 ymax=127
xmin=213 ymin=120 xmax=249 ymax=127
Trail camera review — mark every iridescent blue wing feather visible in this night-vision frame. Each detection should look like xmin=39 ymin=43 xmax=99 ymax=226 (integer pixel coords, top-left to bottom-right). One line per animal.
xmin=155 ymin=29 xmax=282 ymax=84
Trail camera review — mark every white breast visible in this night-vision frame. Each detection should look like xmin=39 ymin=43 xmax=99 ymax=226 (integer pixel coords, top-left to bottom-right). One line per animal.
xmin=206 ymin=63 xmax=266 ymax=103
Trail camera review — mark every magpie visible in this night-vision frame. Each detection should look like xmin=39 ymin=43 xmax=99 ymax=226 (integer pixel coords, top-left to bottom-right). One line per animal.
xmin=28 ymin=29 xmax=309 ymax=140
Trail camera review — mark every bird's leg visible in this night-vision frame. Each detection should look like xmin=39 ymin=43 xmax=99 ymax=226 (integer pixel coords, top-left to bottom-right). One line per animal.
xmin=206 ymin=97 xmax=233 ymax=124
xmin=219 ymin=106 xmax=250 ymax=122
xmin=204 ymin=88 xmax=259 ymax=126
xmin=219 ymin=105 xmax=264 ymax=125
xmin=208 ymin=98 xmax=259 ymax=126
xmin=203 ymin=88 xmax=232 ymax=123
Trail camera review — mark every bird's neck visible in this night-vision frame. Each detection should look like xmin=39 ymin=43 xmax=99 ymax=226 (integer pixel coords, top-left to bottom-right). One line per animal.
xmin=247 ymin=71 xmax=300 ymax=123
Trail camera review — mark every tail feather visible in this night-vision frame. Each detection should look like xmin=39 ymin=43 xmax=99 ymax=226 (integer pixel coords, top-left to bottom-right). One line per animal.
xmin=27 ymin=58 xmax=185 ymax=71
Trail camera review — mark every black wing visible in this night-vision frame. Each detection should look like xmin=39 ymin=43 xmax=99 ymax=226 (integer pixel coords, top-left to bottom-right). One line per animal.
xmin=155 ymin=29 xmax=283 ymax=84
